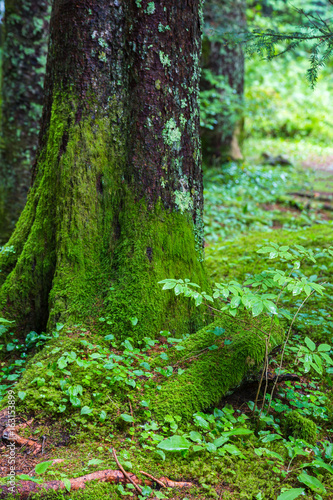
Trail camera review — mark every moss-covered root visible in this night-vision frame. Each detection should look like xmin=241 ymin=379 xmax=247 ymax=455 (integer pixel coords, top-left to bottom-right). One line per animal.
xmin=282 ymin=410 xmax=317 ymax=444
xmin=149 ymin=316 xmax=284 ymax=420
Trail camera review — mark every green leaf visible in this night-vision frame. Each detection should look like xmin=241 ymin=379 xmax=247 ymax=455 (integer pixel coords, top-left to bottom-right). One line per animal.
xmin=193 ymin=414 xmax=210 ymax=430
xmin=279 ymin=246 xmax=289 ymax=252
xmin=277 ymin=488 xmax=305 ymax=500
xmin=0 ymin=317 xmax=14 ymax=324
xmin=206 ymin=442 xmax=217 ymax=453
xmin=18 ymin=391 xmax=26 ymax=401
xmin=304 ymin=337 xmax=316 ymax=352
xmin=157 ymin=435 xmax=191 ymax=452
xmin=212 ymin=327 xmax=225 ymax=336
xmin=213 ymin=436 xmax=229 ymax=448
xmin=297 ymin=472 xmax=326 ymax=494
xmin=260 ymin=433 xmax=282 ymax=443
xmin=251 ymin=300 xmax=263 ymax=317
xmin=88 ymin=459 xmax=103 ymax=466
xmin=302 ymin=459 xmax=333 ymax=475
xmin=292 ymin=285 xmax=302 ymax=296
xmin=16 ymin=474 xmax=42 ymax=483
xmin=104 ymin=334 xmax=115 ymax=341
xmin=69 ymin=396 xmax=81 ymax=407
xmin=189 ymin=431 xmax=203 ymax=443
xmin=224 ymin=428 xmax=253 ymax=437
xmin=62 ymin=478 xmax=71 ymax=492
xmin=263 ymin=300 xmax=277 ymax=315
xmin=318 ymin=344 xmax=331 ymax=352
xmin=123 ymin=339 xmax=133 ymax=351
xmin=155 ymin=449 xmax=166 ymax=461
xmin=130 ymin=317 xmax=138 ymax=326
xmin=230 ymin=296 xmax=241 ymax=309
xmin=310 ymin=282 xmax=324 ymax=295
xmin=35 ymin=461 xmax=53 ymax=474
xmin=269 ymin=251 xmax=279 ymax=259
xmin=257 ymin=246 xmax=275 ymax=254
xmin=120 ymin=413 xmax=135 ymax=423
xmin=321 ymin=353 xmax=333 ymax=365
xmin=99 ymin=410 xmax=107 ymax=422
xmin=57 ymin=357 xmax=67 ymax=370
xmin=81 ymin=406 xmax=93 ymax=415
xmin=222 ymin=444 xmax=246 ymax=459
xmin=310 ymin=361 xmax=322 ymax=375
xmin=58 ymin=405 xmax=66 ymax=413
xmin=162 ymin=282 xmax=177 ymax=290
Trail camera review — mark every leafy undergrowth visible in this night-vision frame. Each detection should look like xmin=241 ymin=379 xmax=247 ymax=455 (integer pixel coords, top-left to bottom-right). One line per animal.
xmin=204 ymin=138 xmax=333 ymax=243
xmin=1 ymin=141 xmax=333 ymax=499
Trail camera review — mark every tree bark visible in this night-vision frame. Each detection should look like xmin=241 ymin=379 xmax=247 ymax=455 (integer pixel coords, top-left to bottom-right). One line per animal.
xmin=0 ymin=0 xmax=51 ymax=243
xmin=0 ymin=0 xmax=208 ymax=340
xmin=201 ymin=0 xmax=246 ymax=165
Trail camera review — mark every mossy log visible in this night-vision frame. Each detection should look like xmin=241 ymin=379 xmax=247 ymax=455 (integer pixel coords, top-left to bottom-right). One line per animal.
xmin=150 ymin=315 xmax=284 ymax=420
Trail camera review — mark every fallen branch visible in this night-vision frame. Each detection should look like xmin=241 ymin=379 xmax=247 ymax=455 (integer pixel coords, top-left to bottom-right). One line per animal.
xmin=140 ymin=471 xmax=166 ymax=488
xmin=2 ymin=427 xmax=41 ymax=455
xmin=288 ymin=191 xmax=333 ymax=202
xmin=112 ymin=448 xmax=142 ymax=494
xmin=0 ymin=469 xmax=193 ymax=499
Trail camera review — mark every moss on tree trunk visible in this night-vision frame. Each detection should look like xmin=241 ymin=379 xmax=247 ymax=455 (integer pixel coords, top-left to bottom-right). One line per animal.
xmin=0 ymin=0 xmax=51 ymax=243
xmin=0 ymin=0 xmax=208 ymax=341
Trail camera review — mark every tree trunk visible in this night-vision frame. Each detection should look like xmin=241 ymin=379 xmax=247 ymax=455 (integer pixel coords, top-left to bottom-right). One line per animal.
xmin=0 ymin=1 xmax=281 ymax=424
xmin=0 ymin=0 xmax=51 ymax=243
xmin=0 ymin=0 xmax=208 ymax=341
xmin=201 ymin=0 xmax=246 ymax=165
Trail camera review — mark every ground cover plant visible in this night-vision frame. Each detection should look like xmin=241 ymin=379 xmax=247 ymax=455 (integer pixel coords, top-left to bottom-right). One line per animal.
xmin=1 ymin=138 xmax=332 ymax=499
xmin=1 ymin=1 xmax=333 ymax=499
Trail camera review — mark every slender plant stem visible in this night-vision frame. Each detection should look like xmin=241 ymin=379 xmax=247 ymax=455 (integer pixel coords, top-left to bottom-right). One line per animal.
xmin=267 ymin=290 xmax=317 ymax=413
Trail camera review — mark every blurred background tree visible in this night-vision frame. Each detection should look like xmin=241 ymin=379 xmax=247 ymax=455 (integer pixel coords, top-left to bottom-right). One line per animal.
xmin=200 ymin=0 xmax=246 ymax=166
xmin=0 ymin=0 xmax=50 ymax=244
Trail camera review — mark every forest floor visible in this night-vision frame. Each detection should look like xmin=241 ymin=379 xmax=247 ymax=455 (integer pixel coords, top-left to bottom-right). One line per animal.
xmin=0 ymin=138 xmax=333 ymax=500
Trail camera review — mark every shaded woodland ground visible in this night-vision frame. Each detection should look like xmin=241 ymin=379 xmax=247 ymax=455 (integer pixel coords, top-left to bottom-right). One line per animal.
xmin=0 ymin=1 xmax=333 ymax=499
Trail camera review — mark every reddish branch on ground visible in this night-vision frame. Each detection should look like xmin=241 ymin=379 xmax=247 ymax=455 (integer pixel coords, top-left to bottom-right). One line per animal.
xmin=0 ymin=470 xmax=193 ymax=499
xmin=1 ymin=414 xmax=42 ymax=455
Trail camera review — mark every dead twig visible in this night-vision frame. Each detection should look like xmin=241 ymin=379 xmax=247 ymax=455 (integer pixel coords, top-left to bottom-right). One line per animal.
xmin=2 ymin=427 xmax=42 ymax=455
xmin=112 ymin=448 xmax=142 ymax=495
xmin=41 ymin=435 xmax=47 ymax=455
xmin=128 ymin=399 xmax=135 ymax=427
xmin=140 ymin=471 xmax=166 ymax=488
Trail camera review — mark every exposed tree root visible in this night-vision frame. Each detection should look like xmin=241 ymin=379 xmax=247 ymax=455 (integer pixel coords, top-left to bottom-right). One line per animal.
xmin=0 ymin=470 xmax=193 ymax=499
xmin=2 ymin=419 xmax=42 ymax=455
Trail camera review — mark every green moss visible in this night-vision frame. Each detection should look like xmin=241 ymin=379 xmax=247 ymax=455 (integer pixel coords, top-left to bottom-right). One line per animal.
xmin=282 ymin=410 xmax=318 ymax=444
xmin=149 ymin=315 xmax=284 ymax=420
xmin=206 ymin=225 xmax=333 ymax=282
xmin=104 ymin=201 xmax=209 ymax=343
xmin=0 ymin=331 xmax=122 ymax=418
